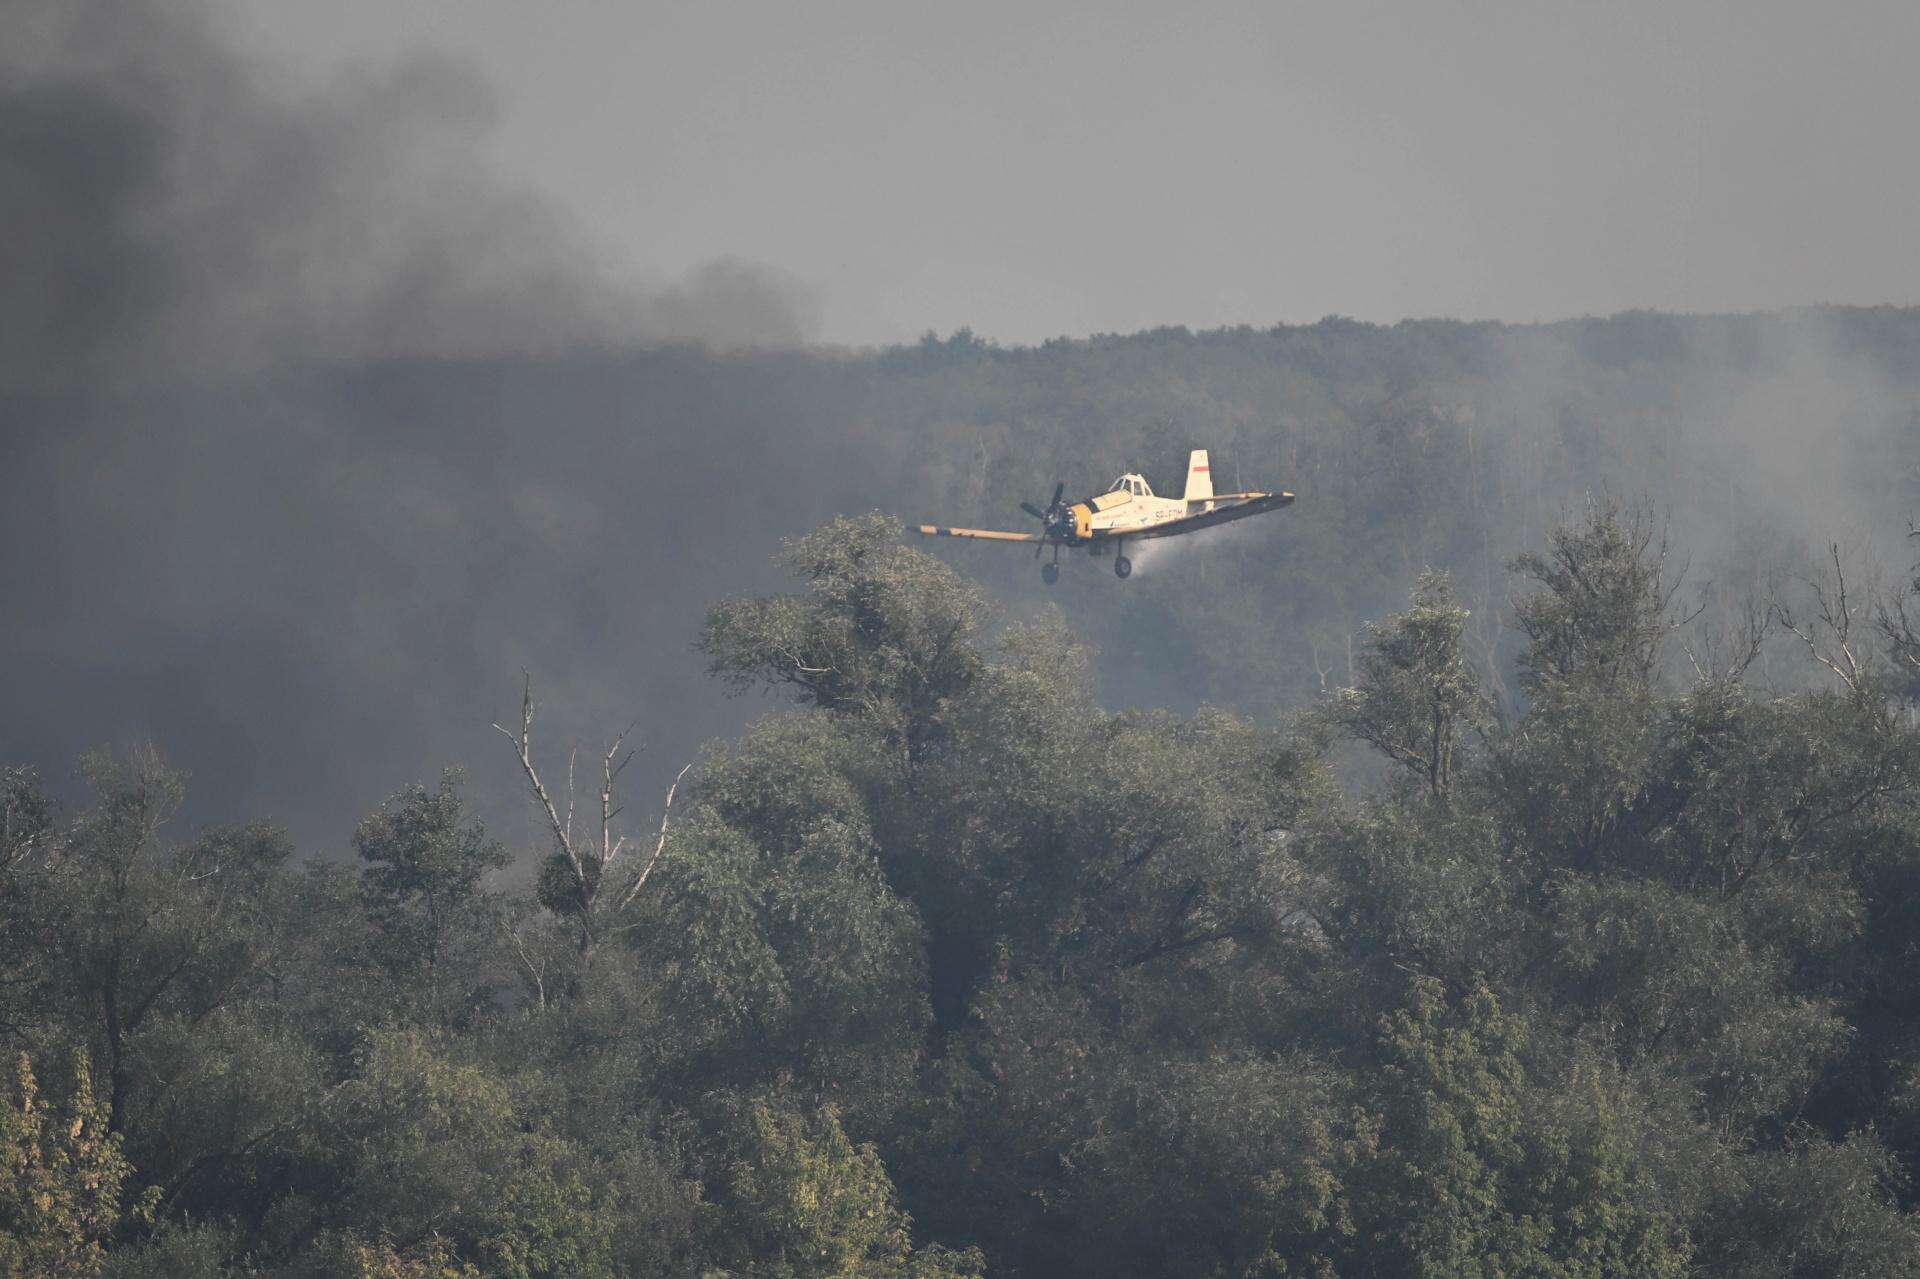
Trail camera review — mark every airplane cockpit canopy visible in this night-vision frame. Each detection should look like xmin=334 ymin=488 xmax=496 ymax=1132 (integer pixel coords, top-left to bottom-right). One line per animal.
xmin=1110 ymin=473 xmax=1153 ymax=498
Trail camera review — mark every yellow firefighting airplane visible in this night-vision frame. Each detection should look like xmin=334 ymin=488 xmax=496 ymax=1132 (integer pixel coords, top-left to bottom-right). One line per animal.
xmin=917 ymin=450 xmax=1295 ymax=583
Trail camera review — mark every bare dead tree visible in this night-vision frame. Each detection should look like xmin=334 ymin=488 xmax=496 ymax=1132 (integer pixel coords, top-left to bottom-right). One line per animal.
xmin=1462 ymin=577 xmax=1512 ymax=727
xmin=1309 ymin=637 xmax=1334 ymax=695
xmin=1775 ymin=543 xmax=1873 ymax=696
xmin=1680 ymin=584 xmax=1771 ymax=686
xmin=1873 ymin=525 xmax=1920 ymax=696
xmin=496 ymin=898 xmax=565 ymax=1009
xmin=492 ymin=673 xmax=687 ymax=955
xmin=493 ymin=677 xmax=579 ymax=882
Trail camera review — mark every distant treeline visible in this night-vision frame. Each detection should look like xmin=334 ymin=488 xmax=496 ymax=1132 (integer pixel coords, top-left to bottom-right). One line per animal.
xmin=9 ymin=502 xmax=1920 ymax=1276
xmin=7 ymin=308 xmax=1919 ymax=847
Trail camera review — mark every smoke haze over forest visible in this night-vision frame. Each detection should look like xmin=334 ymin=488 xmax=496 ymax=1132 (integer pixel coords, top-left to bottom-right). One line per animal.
xmin=5 ymin=0 xmax=1920 ymax=851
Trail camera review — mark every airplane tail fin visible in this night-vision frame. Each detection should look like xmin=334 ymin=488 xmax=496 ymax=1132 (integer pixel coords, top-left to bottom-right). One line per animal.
xmin=1184 ymin=449 xmax=1214 ymax=503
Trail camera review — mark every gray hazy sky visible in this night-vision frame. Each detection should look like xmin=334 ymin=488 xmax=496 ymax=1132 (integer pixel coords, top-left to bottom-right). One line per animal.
xmin=203 ymin=0 xmax=1920 ymax=345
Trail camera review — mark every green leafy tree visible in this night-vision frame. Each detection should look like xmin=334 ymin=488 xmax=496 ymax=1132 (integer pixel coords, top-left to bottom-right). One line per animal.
xmin=890 ymin=627 xmax=1325 ymax=1029
xmin=18 ymin=751 xmax=291 ymax=1132
xmin=701 ymin=514 xmax=993 ymax=773
xmin=0 ymin=1050 xmax=145 ymax=1279
xmin=1545 ymin=874 xmax=1847 ymax=1129
xmin=351 ymin=769 xmax=509 ymax=1023
xmin=1495 ymin=504 xmax=1677 ymax=875
xmin=1330 ymin=569 xmax=1489 ymax=799
xmin=1342 ymin=978 xmax=1690 ymax=1279
xmin=1299 ymin=800 xmax=1514 ymax=1001
xmin=914 ymin=978 xmax=1360 ymax=1279
xmin=119 ymin=1009 xmax=320 ymax=1226
xmin=712 ymin=1094 xmax=983 ymax=1279
xmin=0 ymin=767 xmax=57 ymax=1041
xmin=281 ymin=1029 xmax=696 ymax=1279
xmin=631 ymin=731 xmax=932 ymax=1123
xmin=96 ymin=1223 xmax=240 ymax=1279
xmin=275 ymin=1231 xmax=483 ymax=1279
xmin=1692 ymin=1130 xmax=1920 ymax=1279
xmin=1511 ymin=503 xmax=1675 ymax=702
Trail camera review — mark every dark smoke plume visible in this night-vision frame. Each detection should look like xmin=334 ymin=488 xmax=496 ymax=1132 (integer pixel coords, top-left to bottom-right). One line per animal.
xmin=0 ymin=0 xmax=832 ymax=847
xmin=0 ymin=0 xmax=816 ymax=391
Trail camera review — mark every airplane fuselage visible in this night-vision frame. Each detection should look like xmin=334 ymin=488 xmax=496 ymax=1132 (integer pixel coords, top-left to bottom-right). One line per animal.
xmin=1071 ymin=484 xmax=1191 ymax=538
xmin=1050 ymin=471 xmax=1289 ymax=544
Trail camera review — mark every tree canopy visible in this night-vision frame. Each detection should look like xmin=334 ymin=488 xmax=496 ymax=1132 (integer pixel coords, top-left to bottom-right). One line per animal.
xmin=10 ymin=501 xmax=1920 ymax=1276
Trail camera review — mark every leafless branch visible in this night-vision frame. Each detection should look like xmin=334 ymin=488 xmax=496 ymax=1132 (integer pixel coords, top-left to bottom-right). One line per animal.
xmin=492 ymin=672 xmax=582 ymax=883
xmin=601 ymin=725 xmax=637 ymax=863
xmin=621 ymin=763 xmax=692 ymax=910
xmin=564 ymin=747 xmax=577 ymax=852
xmin=774 ymin=640 xmax=834 ymax=676
xmin=1681 ymin=585 xmax=1770 ymax=685
xmin=501 ymin=915 xmax=549 ymax=1009
xmin=1775 ymin=543 xmax=1870 ymax=695
xmin=1872 ymin=523 xmax=1920 ymax=683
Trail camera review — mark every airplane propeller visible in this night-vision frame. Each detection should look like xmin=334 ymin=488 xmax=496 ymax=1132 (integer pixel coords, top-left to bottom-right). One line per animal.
xmin=1023 ymin=482 xmax=1069 ymax=555
xmin=1022 ymin=483 xmax=1066 ymax=524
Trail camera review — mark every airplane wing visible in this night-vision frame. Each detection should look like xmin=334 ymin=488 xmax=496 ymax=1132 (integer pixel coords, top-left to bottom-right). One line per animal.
xmin=1130 ymin=491 xmax=1296 ymax=539
xmin=916 ymin=524 xmax=1045 ymax=543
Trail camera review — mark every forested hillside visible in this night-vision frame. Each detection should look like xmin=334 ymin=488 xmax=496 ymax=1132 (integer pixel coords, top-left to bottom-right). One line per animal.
xmin=10 ymin=499 xmax=1920 ymax=1276
xmin=6 ymin=309 xmax=1919 ymax=845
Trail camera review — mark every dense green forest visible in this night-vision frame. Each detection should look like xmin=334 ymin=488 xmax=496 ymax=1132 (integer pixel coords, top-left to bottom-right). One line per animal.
xmin=11 ymin=497 xmax=1920 ymax=1276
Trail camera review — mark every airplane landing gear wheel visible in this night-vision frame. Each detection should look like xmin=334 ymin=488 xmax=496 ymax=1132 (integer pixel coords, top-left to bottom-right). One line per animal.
xmin=1115 ymin=555 xmax=1132 ymax=579
xmin=1041 ymin=562 xmax=1060 ymax=585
